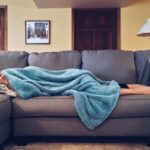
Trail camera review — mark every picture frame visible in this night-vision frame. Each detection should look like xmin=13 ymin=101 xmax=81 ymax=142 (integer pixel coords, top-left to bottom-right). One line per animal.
xmin=25 ymin=20 xmax=50 ymax=44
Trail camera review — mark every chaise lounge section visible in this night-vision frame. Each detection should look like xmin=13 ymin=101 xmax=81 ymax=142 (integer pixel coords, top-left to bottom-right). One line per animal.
xmin=0 ymin=49 xmax=150 ymax=147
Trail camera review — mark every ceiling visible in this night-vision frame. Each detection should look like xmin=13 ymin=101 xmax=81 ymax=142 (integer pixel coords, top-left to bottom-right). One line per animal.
xmin=33 ymin=0 xmax=129 ymax=8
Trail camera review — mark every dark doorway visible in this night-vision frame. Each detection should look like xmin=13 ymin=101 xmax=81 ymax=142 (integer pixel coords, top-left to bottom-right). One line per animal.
xmin=73 ymin=9 xmax=119 ymax=51
xmin=0 ymin=6 xmax=7 ymax=51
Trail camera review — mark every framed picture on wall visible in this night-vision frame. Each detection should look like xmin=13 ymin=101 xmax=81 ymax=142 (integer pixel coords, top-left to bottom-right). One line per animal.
xmin=25 ymin=20 xmax=50 ymax=44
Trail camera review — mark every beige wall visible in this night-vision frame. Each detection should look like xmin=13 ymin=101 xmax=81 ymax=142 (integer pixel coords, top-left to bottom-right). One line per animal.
xmin=1 ymin=0 xmax=150 ymax=52
xmin=0 ymin=0 xmax=72 ymax=52
xmin=121 ymin=0 xmax=150 ymax=50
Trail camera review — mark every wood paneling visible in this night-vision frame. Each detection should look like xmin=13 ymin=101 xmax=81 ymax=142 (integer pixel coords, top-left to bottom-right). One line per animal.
xmin=0 ymin=7 xmax=7 ymax=51
xmin=74 ymin=9 xmax=119 ymax=51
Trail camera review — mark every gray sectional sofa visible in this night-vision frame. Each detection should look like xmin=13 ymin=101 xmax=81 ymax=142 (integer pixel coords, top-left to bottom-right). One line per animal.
xmin=0 ymin=50 xmax=150 ymax=147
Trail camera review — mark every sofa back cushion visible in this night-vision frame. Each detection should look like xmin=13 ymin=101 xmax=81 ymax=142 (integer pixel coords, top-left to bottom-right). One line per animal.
xmin=135 ymin=50 xmax=150 ymax=85
xmin=0 ymin=51 xmax=29 ymax=71
xmin=82 ymin=50 xmax=137 ymax=84
xmin=28 ymin=51 xmax=81 ymax=70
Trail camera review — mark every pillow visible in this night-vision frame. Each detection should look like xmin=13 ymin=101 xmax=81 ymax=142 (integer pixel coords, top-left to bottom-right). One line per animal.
xmin=82 ymin=50 xmax=137 ymax=84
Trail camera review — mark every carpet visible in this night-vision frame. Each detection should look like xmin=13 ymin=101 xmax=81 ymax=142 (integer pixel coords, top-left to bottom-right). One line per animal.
xmin=4 ymin=143 xmax=150 ymax=150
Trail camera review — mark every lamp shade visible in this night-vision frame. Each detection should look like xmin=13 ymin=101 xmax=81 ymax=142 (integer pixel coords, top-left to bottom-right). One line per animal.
xmin=137 ymin=18 xmax=150 ymax=36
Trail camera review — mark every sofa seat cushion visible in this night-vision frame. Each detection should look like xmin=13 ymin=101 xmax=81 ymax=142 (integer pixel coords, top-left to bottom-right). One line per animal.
xmin=12 ymin=96 xmax=77 ymax=117
xmin=111 ymin=95 xmax=150 ymax=118
xmin=0 ymin=95 xmax=11 ymax=123
xmin=12 ymin=95 xmax=150 ymax=118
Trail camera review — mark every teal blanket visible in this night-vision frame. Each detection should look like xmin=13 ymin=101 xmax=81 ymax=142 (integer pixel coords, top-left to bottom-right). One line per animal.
xmin=1 ymin=66 xmax=120 ymax=130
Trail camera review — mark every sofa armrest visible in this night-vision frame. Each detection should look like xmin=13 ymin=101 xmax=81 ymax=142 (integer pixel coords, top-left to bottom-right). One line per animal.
xmin=0 ymin=95 xmax=11 ymax=145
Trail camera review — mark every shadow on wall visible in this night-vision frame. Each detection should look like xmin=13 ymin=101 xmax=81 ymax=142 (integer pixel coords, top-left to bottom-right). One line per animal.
xmin=124 ymin=0 xmax=148 ymax=7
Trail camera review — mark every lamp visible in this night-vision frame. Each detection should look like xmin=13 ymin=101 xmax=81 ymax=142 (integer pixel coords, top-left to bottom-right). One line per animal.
xmin=137 ymin=18 xmax=150 ymax=36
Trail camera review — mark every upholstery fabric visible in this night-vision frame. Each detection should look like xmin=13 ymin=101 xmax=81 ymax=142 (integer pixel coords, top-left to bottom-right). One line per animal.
xmin=82 ymin=50 xmax=137 ymax=84
xmin=28 ymin=51 xmax=81 ymax=70
xmin=0 ymin=95 xmax=11 ymax=123
xmin=111 ymin=95 xmax=150 ymax=117
xmin=135 ymin=50 xmax=150 ymax=85
xmin=0 ymin=51 xmax=28 ymax=71
xmin=0 ymin=120 xmax=10 ymax=144
xmin=13 ymin=117 xmax=150 ymax=137
xmin=12 ymin=95 xmax=150 ymax=118
xmin=12 ymin=96 xmax=76 ymax=117
xmin=0 ymin=95 xmax=11 ymax=144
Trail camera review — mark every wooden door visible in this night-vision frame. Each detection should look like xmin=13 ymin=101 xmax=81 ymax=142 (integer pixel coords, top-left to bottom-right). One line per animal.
xmin=74 ymin=9 xmax=119 ymax=51
xmin=0 ymin=7 xmax=7 ymax=51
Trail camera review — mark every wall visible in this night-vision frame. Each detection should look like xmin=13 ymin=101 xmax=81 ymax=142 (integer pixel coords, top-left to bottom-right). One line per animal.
xmin=0 ymin=0 xmax=72 ymax=52
xmin=1 ymin=0 xmax=150 ymax=52
xmin=121 ymin=0 xmax=150 ymax=50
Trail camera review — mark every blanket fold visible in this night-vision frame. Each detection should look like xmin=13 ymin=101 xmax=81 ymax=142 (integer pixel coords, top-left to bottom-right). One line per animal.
xmin=1 ymin=66 xmax=120 ymax=130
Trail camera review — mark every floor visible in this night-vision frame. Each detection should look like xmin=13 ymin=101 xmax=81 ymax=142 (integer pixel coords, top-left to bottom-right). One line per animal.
xmin=3 ymin=137 xmax=150 ymax=150
xmin=4 ymin=142 xmax=150 ymax=150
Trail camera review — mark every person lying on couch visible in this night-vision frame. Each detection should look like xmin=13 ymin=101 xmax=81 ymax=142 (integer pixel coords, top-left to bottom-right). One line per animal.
xmin=0 ymin=66 xmax=150 ymax=130
xmin=119 ymin=83 xmax=150 ymax=95
xmin=0 ymin=67 xmax=150 ymax=97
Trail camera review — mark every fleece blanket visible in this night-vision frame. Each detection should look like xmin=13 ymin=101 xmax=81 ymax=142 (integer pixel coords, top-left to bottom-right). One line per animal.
xmin=1 ymin=66 xmax=120 ymax=130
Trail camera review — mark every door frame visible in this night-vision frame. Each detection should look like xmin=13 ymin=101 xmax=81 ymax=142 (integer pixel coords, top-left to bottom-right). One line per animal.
xmin=0 ymin=6 xmax=7 ymax=51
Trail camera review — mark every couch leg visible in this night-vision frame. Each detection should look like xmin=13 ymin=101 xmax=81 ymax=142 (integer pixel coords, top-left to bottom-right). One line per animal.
xmin=146 ymin=137 xmax=150 ymax=147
